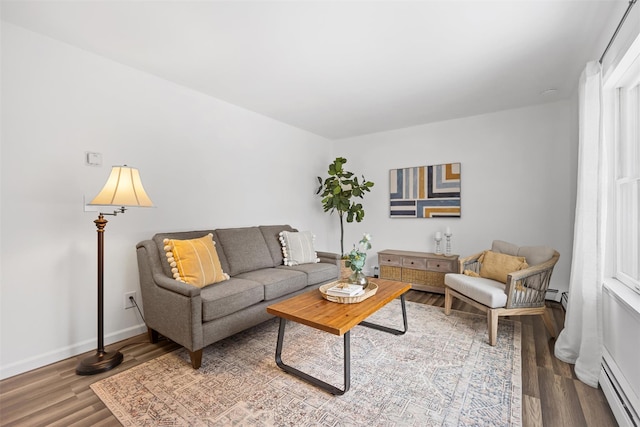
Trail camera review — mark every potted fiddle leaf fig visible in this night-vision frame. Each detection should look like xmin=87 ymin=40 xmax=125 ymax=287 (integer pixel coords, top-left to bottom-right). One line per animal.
xmin=316 ymin=157 xmax=374 ymax=256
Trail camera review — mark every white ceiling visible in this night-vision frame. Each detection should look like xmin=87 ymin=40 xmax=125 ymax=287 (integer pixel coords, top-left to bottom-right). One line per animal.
xmin=1 ymin=1 xmax=628 ymax=139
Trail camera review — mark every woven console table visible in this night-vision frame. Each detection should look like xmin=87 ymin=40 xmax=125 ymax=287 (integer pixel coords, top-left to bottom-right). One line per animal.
xmin=378 ymin=249 xmax=458 ymax=293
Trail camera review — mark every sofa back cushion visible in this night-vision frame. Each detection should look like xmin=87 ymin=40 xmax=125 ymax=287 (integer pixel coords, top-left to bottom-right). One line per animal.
xmin=215 ymin=227 xmax=274 ymax=276
xmin=153 ymin=230 xmax=218 ymax=277
xmin=259 ymin=225 xmax=296 ymax=266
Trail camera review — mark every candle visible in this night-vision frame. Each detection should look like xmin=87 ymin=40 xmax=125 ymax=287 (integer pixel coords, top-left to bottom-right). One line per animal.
xmin=435 ymin=231 xmax=441 ymax=239
xmin=445 ymin=227 xmax=451 ymax=235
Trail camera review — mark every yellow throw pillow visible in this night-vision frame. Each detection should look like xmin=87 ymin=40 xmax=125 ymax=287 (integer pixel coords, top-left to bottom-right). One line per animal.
xmin=463 ymin=269 xmax=480 ymax=277
xmin=163 ymin=234 xmax=229 ymax=288
xmin=478 ymin=250 xmax=529 ymax=284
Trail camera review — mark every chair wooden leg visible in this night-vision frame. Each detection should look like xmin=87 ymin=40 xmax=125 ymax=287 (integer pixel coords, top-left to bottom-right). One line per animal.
xmin=444 ymin=287 xmax=453 ymax=316
xmin=487 ymin=309 xmax=499 ymax=346
xmin=541 ymin=307 xmax=557 ymax=338
xmin=189 ymin=349 xmax=203 ymax=369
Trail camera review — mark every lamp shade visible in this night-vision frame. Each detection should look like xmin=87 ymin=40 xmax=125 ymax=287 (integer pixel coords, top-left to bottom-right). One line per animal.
xmin=89 ymin=165 xmax=154 ymax=207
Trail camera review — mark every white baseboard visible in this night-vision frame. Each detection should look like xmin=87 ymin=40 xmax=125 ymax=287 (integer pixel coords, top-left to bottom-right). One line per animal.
xmin=601 ymin=361 xmax=639 ymax=427
xmin=0 ymin=323 xmax=147 ymax=380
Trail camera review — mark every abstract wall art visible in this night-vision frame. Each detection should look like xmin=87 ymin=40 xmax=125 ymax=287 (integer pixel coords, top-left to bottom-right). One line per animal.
xmin=389 ymin=163 xmax=461 ymax=218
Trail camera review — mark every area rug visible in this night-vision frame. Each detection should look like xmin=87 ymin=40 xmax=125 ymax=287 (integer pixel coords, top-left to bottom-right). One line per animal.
xmin=91 ymin=302 xmax=521 ymax=426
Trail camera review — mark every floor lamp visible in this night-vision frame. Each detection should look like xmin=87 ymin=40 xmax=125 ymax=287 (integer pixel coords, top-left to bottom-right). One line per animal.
xmin=76 ymin=165 xmax=154 ymax=376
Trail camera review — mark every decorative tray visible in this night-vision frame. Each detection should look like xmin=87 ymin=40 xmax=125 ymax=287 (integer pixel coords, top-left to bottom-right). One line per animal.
xmin=319 ymin=280 xmax=378 ymax=304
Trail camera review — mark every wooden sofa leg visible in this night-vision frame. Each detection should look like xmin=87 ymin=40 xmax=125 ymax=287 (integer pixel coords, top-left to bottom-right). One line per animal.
xmin=444 ymin=287 xmax=453 ymax=315
xmin=189 ymin=350 xmax=203 ymax=369
xmin=488 ymin=309 xmax=498 ymax=346
xmin=147 ymin=327 xmax=159 ymax=344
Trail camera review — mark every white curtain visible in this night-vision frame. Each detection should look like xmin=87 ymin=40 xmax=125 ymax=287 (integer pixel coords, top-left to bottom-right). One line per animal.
xmin=554 ymin=61 xmax=608 ymax=388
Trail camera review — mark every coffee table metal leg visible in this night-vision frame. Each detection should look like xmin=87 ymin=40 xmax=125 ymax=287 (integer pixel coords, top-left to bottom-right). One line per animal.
xmin=275 ymin=317 xmax=351 ymax=395
xmin=359 ymin=294 xmax=408 ymax=335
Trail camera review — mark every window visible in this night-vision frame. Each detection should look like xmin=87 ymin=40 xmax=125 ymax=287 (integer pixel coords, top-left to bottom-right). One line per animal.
xmin=613 ymin=54 xmax=640 ymax=293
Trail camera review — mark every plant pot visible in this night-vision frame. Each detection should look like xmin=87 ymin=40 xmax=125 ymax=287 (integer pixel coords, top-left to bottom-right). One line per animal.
xmin=340 ymin=259 xmax=352 ymax=280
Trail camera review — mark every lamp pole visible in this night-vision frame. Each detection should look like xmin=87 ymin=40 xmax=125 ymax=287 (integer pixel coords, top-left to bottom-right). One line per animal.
xmin=75 ymin=214 xmax=123 ymax=375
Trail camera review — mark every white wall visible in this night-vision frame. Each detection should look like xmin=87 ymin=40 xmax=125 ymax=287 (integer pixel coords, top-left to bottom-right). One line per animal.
xmin=333 ymin=101 xmax=575 ymax=298
xmin=1 ymin=21 xmax=579 ymax=380
xmin=0 ymin=23 xmax=335 ymax=379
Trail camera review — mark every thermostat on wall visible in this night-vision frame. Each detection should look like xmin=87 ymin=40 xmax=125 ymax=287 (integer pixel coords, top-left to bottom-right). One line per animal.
xmin=85 ymin=152 xmax=102 ymax=166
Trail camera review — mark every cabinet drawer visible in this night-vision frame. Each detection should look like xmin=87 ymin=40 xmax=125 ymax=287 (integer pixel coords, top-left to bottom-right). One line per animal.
xmin=379 ymin=254 xmax=402 ymax=267
xmin=402 ymin=257 xmax=427 ymax=269
xmin=426 ymin=259 xmax=456 ymax=273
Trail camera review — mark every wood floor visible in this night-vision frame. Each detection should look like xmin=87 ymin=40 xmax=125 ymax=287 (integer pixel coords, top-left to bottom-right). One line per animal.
xmin=0 ymin=290 xmax=617 ymax=427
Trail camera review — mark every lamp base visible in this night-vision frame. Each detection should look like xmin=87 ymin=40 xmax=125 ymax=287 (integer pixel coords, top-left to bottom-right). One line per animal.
xmin=75 ymin=350 xmax=123 ymax=375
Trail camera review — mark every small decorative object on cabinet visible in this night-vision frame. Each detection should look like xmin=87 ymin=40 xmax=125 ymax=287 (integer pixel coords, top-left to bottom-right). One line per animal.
xmin=377 ymin=249 xmax=458 ymax=293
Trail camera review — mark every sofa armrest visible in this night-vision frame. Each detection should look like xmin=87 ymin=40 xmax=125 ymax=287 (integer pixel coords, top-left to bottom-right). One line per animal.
xmin=136 ymin=242 xmax=204 ymax=351
xmin=317 ymin=251 xmax=341 ymax=267
xmin=153 ymin=273 xmax=201 ymax=297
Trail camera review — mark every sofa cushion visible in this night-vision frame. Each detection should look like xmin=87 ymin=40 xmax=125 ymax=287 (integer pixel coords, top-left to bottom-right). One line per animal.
xmin=163 ymin=234 xmax=229 ymax=287
xmin=279 ymin=231 xmax=320 ymax=266
xmin=259 ymin=225 xmax=295 ymax=266
xmin=445 ymin=274 xmax=508 ymax=308
xmin=277 ymin=263 xmax=338 ymax=286
xmin=479 ymin=250 xmax=528 ymax=284
xmin=200 ymin=278 xmax=264 ymax=322
xmin=235 ymin=268 xmax=307 ymax=300
xmin=215 ymin=227 xmax=274 ymax=276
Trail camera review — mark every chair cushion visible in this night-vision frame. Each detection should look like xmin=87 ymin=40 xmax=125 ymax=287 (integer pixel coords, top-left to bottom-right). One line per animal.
xmin=163 ymin=234 xmax=229 ymax=288
xmin=445 ymin=273 xmax=508 ymax=308
xmin=517 ymin=245 xmax=555 ymax=266
xmin=491 ymin=240 xmax=520 ymax=256
xmin=478 ymin=250 xmax=528 ymax=284
xmin=492 ymin=240 xmax=555 ymax=266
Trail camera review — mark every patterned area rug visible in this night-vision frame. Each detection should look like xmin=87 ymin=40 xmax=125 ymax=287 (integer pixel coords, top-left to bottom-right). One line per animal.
xmin=91 ymin=302 xmax=521 ymax=426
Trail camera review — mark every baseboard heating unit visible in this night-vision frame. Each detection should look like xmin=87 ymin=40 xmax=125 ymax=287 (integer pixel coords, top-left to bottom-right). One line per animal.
xmin=601 ymin=281 xmax=640 ymax=427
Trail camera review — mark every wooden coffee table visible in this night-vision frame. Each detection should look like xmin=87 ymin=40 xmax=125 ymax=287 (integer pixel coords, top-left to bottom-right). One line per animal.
xmin=266 ymin=278 xmax=411 ymax=395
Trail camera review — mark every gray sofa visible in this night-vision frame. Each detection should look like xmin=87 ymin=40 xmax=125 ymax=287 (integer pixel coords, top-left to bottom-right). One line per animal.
xmin=136 ymin=224 xmax=339 ymax=368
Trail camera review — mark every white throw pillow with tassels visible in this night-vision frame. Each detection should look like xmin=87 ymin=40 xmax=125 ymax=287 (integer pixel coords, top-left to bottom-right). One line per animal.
xmin=279 ymin=231 xmax=320 ymax=266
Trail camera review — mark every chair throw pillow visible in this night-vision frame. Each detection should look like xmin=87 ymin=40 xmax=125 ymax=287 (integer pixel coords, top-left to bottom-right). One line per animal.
xmin=279 ymin=231 xmax=320 ymax=266
xmin=478 ymin=250 xmax=529 ymax=284
xmin=163 ymin=234 xmax=229 ymax=288
xmin=463 ymin=269 xmax=480 ymax=277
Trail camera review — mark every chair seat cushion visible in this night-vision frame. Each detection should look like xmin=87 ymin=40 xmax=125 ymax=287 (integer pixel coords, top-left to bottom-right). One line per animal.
xmin=444 ymin=273 xmax=507 ymax=308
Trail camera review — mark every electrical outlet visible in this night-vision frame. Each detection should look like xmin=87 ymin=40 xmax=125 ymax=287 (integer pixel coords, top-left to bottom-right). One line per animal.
xmin=124 ymin=291 xmax=137 ymax=309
